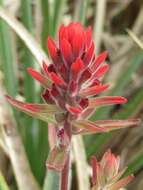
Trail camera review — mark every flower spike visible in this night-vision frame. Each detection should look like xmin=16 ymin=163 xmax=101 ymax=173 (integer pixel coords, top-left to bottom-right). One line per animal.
xmin=6 ymin=22 xmax=140 ymax=173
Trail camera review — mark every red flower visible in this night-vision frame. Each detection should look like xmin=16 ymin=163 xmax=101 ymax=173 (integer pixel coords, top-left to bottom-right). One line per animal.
xmin=5 ymin=22 xmax=140 ymax=171
xmin=91 ymin=150 xmax=134 ymax=190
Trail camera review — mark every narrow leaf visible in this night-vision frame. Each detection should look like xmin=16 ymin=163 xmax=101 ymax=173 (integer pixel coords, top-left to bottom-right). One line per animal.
xmin=90 ymin=51 xmax=108 ymax=71
xmin=89 ymin=96 xmax=127 ymax=107
xmin=79 ymin=84 xmax=110 ymax=97
xmin=50 ymin=72 xmax=66 ymax=86
xmin=0 ymin=171 xmax=9 ymax=190
xmin=94 ymin=119 xmax=140 ymax=131
xmin=5 ymin=95 xmax=60 ymax=123
xmin=60 ymin=38 xmax=72 ymax=64
xmin=73 ymin=120 xmax=106 ymax=134
xmin=47 ymin=37 xmax=58 ymax=62
xmin=110 ymin=175 xmax=134 ymax=190
xmin=46 ymin=146 xmax=68 ymax=172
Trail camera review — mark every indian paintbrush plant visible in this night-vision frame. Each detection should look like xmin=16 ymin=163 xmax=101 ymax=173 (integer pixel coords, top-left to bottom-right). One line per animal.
xmin=91 ymin=150 xmax=134 ymax=190
xmin=6 ymin=22 xmax=140 ymax=190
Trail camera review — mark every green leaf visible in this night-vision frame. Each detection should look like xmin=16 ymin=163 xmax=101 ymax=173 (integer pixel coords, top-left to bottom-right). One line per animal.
xmin=52 ymin=0 xmax=67 ymax=37
xmin=123 ymin=151 xmax=143 ymax=177
xmin=73 ymin=0 xmax=88 ymax=24
xmin=0 ymin=171 xmax=9 ymax=190
xmin=43 ymin=170 xmax=60 ymax=190
xmin=0 ymin=2 xmax=17 ymax=97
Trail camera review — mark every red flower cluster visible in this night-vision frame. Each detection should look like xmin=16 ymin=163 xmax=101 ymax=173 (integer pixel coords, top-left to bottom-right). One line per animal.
xmin=6 ymin=22 xmax=140 ymax=171
xmin=91 ymin=150 xmax=134 ymax=190
xmin=6 ymin=22 xmax=139 ymax=134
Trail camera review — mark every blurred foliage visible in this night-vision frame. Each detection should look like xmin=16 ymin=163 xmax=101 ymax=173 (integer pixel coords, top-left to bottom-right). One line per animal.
xmin=0 ymin=0 xmax=143 ymax=190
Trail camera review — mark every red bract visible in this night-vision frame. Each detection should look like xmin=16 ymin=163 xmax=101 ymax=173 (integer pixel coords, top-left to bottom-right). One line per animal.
xmin=6 ymin=22 xmax=140 ymax=171
xmin=91 ymin=150 xmax=134 ymax=190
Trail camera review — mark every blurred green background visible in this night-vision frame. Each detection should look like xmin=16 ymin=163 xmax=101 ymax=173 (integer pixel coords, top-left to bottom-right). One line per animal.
xmin=0 ymin=0 xmax=143 ymax=189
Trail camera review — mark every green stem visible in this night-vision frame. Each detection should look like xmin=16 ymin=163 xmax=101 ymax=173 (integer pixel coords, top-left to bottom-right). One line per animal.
xmin=44 ymin=170 xmax=60 ymax=190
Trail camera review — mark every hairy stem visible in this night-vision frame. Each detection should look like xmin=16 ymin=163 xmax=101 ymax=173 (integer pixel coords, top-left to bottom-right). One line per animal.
xmin=60 ymin=154 xmax=71 ymax=190
xmin=60 ymin=120 xmax=72 ymax=190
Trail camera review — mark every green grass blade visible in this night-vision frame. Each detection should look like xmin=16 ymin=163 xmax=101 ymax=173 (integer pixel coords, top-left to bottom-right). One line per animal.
xmin=0 ymin=171 xmax=9 ymax=190
xmin=0 ymin=2 xmax=17 ymax=96
xmin=41 ymin=0 xmax=51 ymax=51
xmin=43 ymin=170 xmax=60 ymax=190
xmin=73 ymin=0 xmax=88 ymax=24
xmin=21 ymin=0 xmax=41 ymax=183
xmin=52 ymin=0 xmax=67 ymax=37
xmin=0 ymin=7 xmax=48 ymax=64
xmin=123 ymin=151 xmax=143 ymax=177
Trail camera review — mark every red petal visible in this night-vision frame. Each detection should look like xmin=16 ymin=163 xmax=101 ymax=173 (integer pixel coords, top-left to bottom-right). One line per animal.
xmin=79 ymin=98 xmax=89 ymax=108
xmin=85 ymin=26 xmax=92 ymax=49
xmin=47 ymin=37 xmax=58 ymax=62
xmin=83 ymin=42 xmax=95 ymax=66
xmin=72 ymin=33 xmax=84 ymax=57
xmin=68 ymin=81 xmax=78 ymax=96
xmin=89 ymin=96 xmax=127 ymax=107
xmin=59 ymin=24 xmax=68 ymax=41
xmin=92 ymin=64 xmax=109 ymax=79
xmin=27 ymin=67 xmax=51 ymax=88
xmin=71 ymin=58 xmax=85 ymax=76
xmin=90 ymin=51 xmax=108 ymax=71
xmin=68 ymin=22 xmax=83 ymax=42
xmin=42 ymin=61 xmax=49 ymax=76
xmin=50 ymin=85 xmax=60 ymax=98
xmin=50 ymin=85 xmax=65 ymax=109
xmin=91 ymin=156 xmax=98 ymax=185
xmin=79 ymin=84 xmax=110 ymax=97
xmin=66 ymin=104 xmax=82 ymax=114
xmin=60 ymin=38 xmax=72 ymax=65
xmin=42 ymin=89 xmax=54 ymax=104
xmin=79 ymin=68 xmax=92 ymax=84
xmin=50 ymin=72 xmax=66 ymax=86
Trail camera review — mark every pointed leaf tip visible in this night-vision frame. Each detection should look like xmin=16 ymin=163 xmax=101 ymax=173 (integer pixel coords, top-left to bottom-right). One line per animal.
xmin=27 ymin=67 xmax=51 ymax=88
xmin=47 ymin=37 xmax=58 ymax=62
xmin=89 ymin=96 xmax=127 ymax=107
xmin=50 ymin=72 xmax=66 ymax=86
xmin=71 ymin=58 xmax=85 ymax=75
xmin=80 ymin=84 xmax=110 ymax=97
xmin=66 ymin=104 xmax=82 ymax=114
xmin=5 ymin=95 xmax=59 ymax=123
xmin=90 ymin=50 xmax=108 ymax=71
